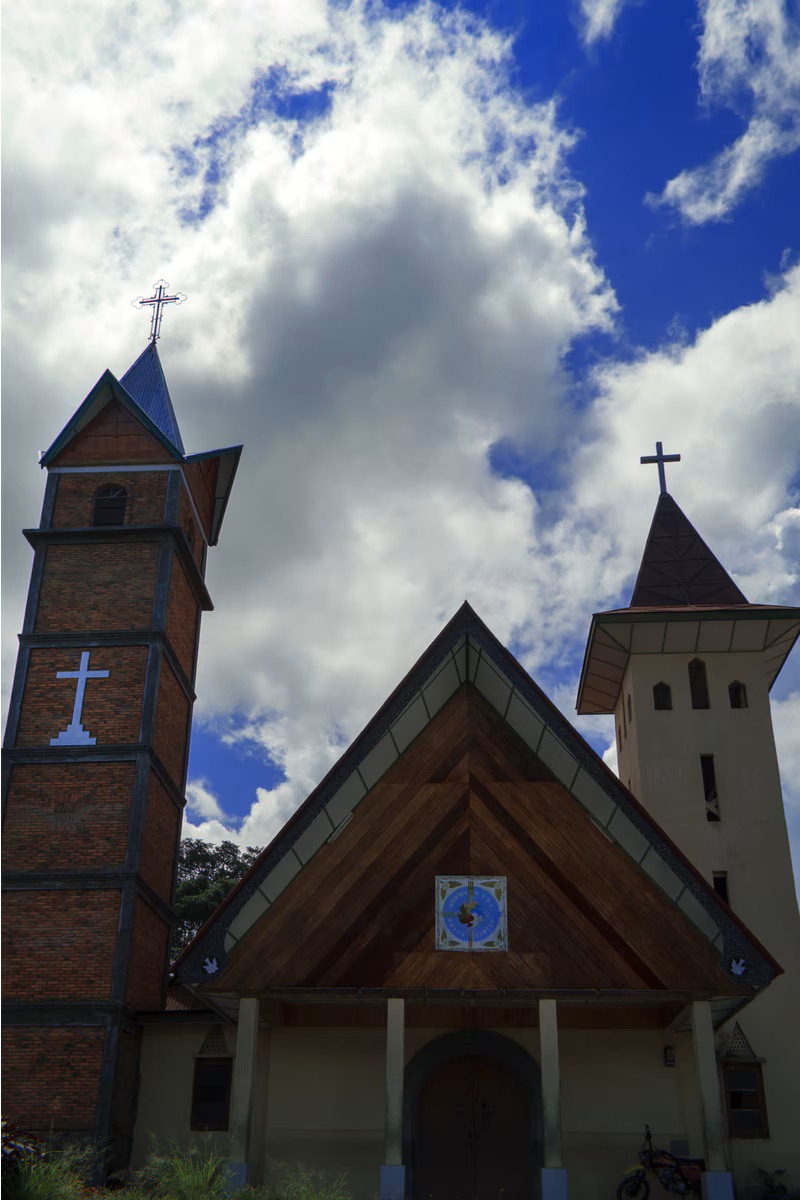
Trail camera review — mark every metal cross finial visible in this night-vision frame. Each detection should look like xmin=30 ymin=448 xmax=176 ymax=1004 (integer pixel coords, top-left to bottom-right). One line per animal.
xmin=132 ymin=279 xmax=187 ymax=343
xmin=640 ymin=440 xmax=681 ymax=495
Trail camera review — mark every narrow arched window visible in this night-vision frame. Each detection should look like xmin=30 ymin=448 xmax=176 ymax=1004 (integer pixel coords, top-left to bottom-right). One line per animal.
xmin=653 ymin=682 xmax=672 ymax=711
xmin=627 ymin=694 xmax=632 ymax=723
xmin=185 ymin=518 xmax=196 ymax=554
xmin=90 ymin=484 xmax=127 ymax=527
xmin=729 ymin=681 xmax=748 ymax=709
xmin=617 ymin=725 xmax=622 ymax=752
xmin=689 ymin=658 xmax=710 ymax=709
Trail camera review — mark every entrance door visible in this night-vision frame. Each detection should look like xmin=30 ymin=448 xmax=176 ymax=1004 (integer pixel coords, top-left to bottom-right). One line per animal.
xmin=415 ymin=1054 xmax=531 ymax=1200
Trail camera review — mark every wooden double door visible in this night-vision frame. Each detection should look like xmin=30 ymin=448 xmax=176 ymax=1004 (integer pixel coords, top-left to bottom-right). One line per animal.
xmin=414 ymin=1054 xmax=532 ymax=1200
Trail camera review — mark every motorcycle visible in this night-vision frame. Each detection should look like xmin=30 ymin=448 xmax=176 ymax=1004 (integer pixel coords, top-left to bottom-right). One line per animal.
xmin=616 ymin=1124 xmax=706 ymax=1197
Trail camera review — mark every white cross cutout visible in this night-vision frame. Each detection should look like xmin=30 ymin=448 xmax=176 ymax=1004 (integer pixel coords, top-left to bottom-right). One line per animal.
xmin=50 ymin=651 xmax=110 ymax=747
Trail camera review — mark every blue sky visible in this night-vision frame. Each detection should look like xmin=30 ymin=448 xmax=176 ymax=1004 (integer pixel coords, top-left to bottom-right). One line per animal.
xmin=2 ymin=0 xmax=799 ymax=880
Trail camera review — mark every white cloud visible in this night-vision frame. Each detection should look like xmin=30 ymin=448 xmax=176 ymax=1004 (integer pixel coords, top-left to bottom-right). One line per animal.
xmin=2 ymin=0 xmax=798 ymax=895
xmin=652 ymin=0 xmax=800 ymax=223
xmin=2 ymin=0 xmax=615 ymax=853
xmin=185 ymin=779 xmax=226 ymax=822
xmin=571 ymin=264 xmax=800 ymax=604
xmin=578 ymin=0 xmax=633 ymax=45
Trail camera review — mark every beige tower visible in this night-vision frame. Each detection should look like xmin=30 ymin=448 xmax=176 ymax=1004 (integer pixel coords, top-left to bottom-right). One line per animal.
xmin=578 ymin=488 xmax=800 ymax=1184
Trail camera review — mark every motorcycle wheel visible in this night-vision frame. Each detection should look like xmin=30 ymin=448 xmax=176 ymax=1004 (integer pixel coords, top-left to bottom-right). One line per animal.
xmin=616 ymin=1171 xmax=651 ymax=1199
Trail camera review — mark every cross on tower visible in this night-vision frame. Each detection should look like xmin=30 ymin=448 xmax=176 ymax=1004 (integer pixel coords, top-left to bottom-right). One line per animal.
xmin=640 ymin=440 xmax=681 ymax=495
xmin=132 ymin=279 xmax=187 ymax=343
xmin=50 ymin=650 xmax=110 ymax=747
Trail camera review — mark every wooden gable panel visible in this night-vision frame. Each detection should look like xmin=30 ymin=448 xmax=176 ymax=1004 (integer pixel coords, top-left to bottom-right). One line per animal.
xmin=217 ymin=687 xmax=744 ymax=998
xmin=51 ymin=398 xmax=177 ymax=467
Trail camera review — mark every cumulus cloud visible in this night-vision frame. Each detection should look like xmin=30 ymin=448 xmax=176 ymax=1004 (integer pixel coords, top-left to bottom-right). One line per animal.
xmin=185 ymin=780 xmax=226 ymax=822
xmin=2 ymin=0 xmax=798 ymax=889
xmin=651 ymin=0 xmax=800 ymax=223
xmin=2 ymin=0 xmax=617 ymax=849
xmin=571 ymin=264 xmax=800 ymax=602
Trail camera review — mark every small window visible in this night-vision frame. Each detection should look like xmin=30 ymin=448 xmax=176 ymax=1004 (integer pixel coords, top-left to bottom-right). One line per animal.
xmin=617 ymin=725 xmax=622 ymax=752
xmin=689 ymin=658 xmax=710 ymax=709
xmin=653 ymin=682 xmax=672 ymax=711
xmin=729 ymin=681 xmax=747 ymax=709
xmin=191 ymin=1057 xmax=232 ymax=1131
xmin=701 ymin=754 xmax=720 ymax=821
xmin=722 ymin=1063 xmax=769 ymax=1138
xmin=185 ymin=518 xmax=196 ymax=553
xmin=627 ymin=694 xmax=632 ymax=724
xmin=91 ymin=485 xmax=127 ymax=527
xmin=713 ymin=872 xmax=729 ymax=904
xmin=622 ymin=700 xmax=627 ymax=738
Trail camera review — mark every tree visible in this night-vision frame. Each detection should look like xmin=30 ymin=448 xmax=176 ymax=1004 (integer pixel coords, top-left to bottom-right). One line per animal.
xmin=171 ymin=838 xmax=261 ymax=957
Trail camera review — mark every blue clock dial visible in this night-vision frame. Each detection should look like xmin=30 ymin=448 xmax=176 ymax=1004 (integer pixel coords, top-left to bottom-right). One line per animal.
xmin=441 ymin=883 xmax=502 ymax=947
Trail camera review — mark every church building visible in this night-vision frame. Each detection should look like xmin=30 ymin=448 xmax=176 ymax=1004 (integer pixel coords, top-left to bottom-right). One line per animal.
xmin=3 ymin=330 xmax=799 ymax=1200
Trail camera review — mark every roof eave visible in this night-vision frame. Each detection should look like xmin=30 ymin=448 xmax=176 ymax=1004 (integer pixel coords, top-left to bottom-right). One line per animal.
xmin=576 ymin=605 xmax=800 ymax=715
xmin=184 ymin=445 xmax=243 ymax=544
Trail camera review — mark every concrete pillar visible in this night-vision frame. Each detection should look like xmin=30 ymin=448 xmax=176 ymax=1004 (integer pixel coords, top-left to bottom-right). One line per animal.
xmin=539 ymin=998 xmax=568 ymax=1200
xmin=380 ymin=997 xmax=405 ymax=1200
xmin=691 ymin=1000 xmax=734 ymax=1200
xmin=227 ymin=995 xmax=260 ymax=1189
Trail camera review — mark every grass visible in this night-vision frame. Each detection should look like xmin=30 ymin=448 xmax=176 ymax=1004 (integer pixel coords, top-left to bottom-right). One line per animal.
xmin=3 ymin=1142 xmax=98 ymax=1200
xmin=2 ymin=1136 xmax=352 ymax=1200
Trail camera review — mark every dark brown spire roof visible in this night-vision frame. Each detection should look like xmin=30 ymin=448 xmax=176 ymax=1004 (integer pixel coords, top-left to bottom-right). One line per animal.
xmin=630 ymin=493 xmax=748 ymax=608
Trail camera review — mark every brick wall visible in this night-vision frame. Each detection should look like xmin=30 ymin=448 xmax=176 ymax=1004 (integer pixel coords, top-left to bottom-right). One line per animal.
xmin=166 ymin=556 xmax=199 ymax=679
xmin=52 ymin=398 xmax=176 ymax=467
xmin=125 ymin=897 xmax=169 ymax=1011
xmin=51 ymin=471 xmax=170 ymax=528
xmin=2 ymin=1026 xmax=106 ymax=1130
xmin=139 ymin=770 xmax=181 ymax=901
xmin=16 ymin=645 xmax=148 ymax=747
xmin=153 ymin=662 xmax=190 ymax=787
xmin=2 ymin=761 xmax=135 ymax=872
xmin=3 ymin=890 xmax=119 ymax=1000
xmin=34 ymin=541 xmax=159 ymax=633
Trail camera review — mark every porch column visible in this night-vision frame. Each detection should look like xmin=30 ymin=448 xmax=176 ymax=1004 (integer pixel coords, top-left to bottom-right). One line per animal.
xmin=691 ymin=1001 xmax=734 ymax=1200
xmin=227 ymin=995 xmax=260 ymax=1190
xmin=539 ymin=999 xmax=568 ymax=1200
xmin=380 ymin=997 xmax=405 ymax=1200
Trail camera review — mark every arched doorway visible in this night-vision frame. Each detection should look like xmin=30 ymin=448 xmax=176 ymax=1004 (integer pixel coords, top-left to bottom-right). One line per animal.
xmin=403 ymin=1030 xmax=542 ymax=1200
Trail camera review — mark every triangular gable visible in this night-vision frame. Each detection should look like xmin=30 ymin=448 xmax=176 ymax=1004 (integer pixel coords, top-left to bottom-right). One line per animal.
xmin=40 ymin=368 xmax=184 ymax=467
xmin=119 ymin=343 xmax=185 ymax=453
xmin=176 ymin=604 xmax=780 ymax=1012
xmin=630 ymin=493 xmax=748 ymax=607
xmin=39 ymin=354 xmax=243 ymax=544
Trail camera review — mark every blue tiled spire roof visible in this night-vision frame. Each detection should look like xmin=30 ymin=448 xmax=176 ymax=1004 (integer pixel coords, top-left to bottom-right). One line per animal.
xmin=119 ymin=342 xmax=185 ymax=454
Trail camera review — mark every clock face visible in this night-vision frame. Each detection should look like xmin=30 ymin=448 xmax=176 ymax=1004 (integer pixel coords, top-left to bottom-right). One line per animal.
xmin=435 ymin=876 xmax=507 ymax=951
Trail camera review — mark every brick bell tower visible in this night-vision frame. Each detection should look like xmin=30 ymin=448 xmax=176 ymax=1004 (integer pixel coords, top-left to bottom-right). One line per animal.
xmin=1 ymin=333 xmax=241 ymax=1165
